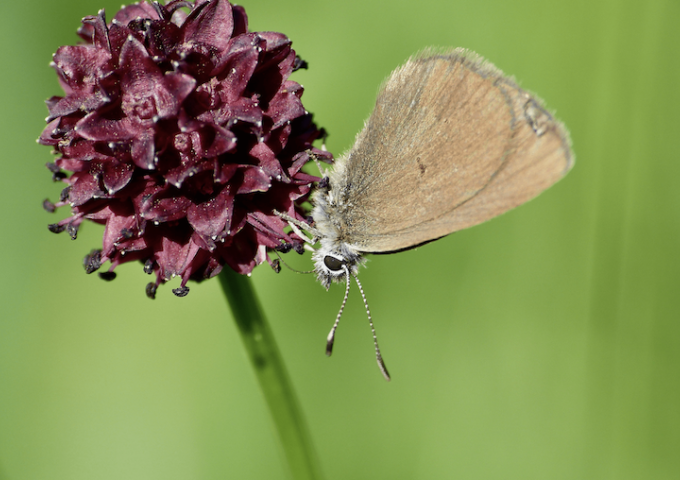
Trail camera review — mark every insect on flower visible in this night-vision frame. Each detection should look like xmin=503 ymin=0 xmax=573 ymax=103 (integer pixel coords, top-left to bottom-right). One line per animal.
xmin=281 ymin=49 xmax=573 ymax=380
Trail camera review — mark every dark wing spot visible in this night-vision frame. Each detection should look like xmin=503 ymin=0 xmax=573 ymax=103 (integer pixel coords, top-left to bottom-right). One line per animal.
xmin=416 ymin=156 xmax=426 ymax=175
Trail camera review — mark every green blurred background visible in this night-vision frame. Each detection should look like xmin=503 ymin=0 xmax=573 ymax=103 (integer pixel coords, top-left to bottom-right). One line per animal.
xmin=1 ymin=0 xmax=679 ymax=478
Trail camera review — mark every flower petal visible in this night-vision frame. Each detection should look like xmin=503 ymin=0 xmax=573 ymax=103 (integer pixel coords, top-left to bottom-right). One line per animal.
xmin=249 ymin=142 xmax=285 ymax=179
xmin=47 ymin=90 xmax=109 ymax=121
xmin=237 ymin=166 xmax=271 ymax=194
xmin=142 ymin=190 xmax=192 ymax=223
xmin=155 ymin=229 xmax=200 ymax=279
xmin=187 ymin=185 xmax=235 ymax=238
xmin=232 ymin=5 xmax=248 ymax=36
xmin=68 ymin=170 xmax=105 ymax=206
xmin=181 ymin=0 xmax=233 ymax=52
xmin=79 ymin=10 xmax=111 ymax=52
xmin=76 ymin=109 xmax=137 ymax=142
xmin=52 ymin=45 xmax=111 ymax=94
xmin=267 ymin=81 xmax=306 ymax=129
xmin=131 ymin=130 xmax=156 ymax=169
xmin=160 ymin=73 xmax=197 ymax=115
xmin=103 ymin=160 xmax=134 ymax=194
xmin=217 ymin=227 xmax=257 ymax=274
xmin=112 ymin=2 xmax=160 ymax=25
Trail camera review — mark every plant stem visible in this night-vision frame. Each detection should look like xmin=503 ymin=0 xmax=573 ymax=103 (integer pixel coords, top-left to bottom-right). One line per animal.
xmin=218 ymin=268 xmax=323 ymax=480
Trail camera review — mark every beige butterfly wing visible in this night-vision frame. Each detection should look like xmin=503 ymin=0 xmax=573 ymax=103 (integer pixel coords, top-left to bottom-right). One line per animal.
xmin=327 ymin=48 xmax=574 ymax=253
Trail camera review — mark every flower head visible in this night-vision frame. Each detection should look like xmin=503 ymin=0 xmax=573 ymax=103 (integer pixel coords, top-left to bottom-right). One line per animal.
xmin=40 ymin=0 xmax=331 ymax=297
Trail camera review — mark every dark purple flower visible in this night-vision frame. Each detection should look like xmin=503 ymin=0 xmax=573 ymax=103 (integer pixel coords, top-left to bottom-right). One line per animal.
xmin=40 ymin=0 xmax=332 ymax=297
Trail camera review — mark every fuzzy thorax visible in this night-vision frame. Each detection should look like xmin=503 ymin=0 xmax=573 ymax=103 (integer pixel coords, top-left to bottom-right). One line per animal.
xmin=311 ymin=158 xmax=366 ymax=289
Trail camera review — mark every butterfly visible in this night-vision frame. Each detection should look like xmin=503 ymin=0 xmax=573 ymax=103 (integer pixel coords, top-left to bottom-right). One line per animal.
xmin=280 ymin=48 xmax=573 ymax=380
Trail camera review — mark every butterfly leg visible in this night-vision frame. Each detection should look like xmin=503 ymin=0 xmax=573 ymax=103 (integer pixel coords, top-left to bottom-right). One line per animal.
xmin=273 ymin=210 xmax=320 ymax=245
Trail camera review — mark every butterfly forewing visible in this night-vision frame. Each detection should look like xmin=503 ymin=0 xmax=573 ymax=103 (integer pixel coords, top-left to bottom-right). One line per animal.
xmin=329 ymin=48 xmax=573 ymax=253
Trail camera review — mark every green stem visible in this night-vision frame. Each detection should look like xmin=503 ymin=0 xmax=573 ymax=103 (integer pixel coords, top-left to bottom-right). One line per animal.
xmin=218 ymin=268 xmax=323 ymax=480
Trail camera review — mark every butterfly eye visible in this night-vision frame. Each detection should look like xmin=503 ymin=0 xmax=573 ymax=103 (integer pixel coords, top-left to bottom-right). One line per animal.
xmin=323 ymin=255 xmax=344 ymax=272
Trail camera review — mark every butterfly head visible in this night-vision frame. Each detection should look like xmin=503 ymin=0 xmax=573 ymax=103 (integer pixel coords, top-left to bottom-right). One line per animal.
xmin=312 ymin=239 xmax=364 ymax=290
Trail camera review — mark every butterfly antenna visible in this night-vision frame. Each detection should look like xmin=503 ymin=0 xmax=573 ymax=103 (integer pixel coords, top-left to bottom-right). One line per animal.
xmin=326 ymin=266 xmax=351 ymax=357
xmin=352 ymin=273 xmax=391 ymax=381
